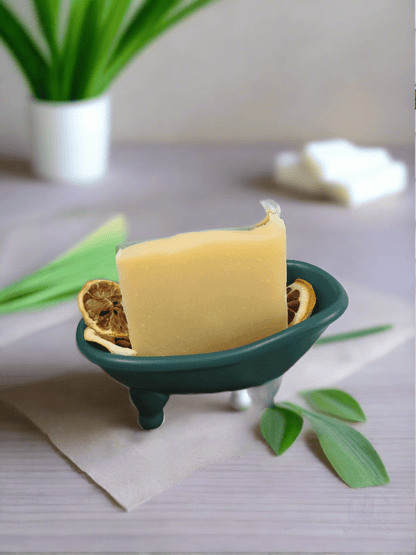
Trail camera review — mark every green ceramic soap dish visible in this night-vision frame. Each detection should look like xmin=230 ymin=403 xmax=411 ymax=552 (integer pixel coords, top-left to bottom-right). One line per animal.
xmin=76 ymin=260 xmax=348 ymax=430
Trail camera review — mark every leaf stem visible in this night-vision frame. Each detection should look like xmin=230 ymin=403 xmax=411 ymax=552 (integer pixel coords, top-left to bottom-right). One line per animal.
xmin=315 ymin=324 xmax=394 ymax=345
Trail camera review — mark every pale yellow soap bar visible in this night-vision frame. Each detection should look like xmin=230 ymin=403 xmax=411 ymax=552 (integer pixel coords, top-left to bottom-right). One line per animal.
xmin=116 ymin=204 xmax=287 ymax=356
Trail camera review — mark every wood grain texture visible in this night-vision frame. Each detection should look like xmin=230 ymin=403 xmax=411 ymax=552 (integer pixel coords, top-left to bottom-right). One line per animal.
xmin=0 ymin=144 xmax=414 ymax=552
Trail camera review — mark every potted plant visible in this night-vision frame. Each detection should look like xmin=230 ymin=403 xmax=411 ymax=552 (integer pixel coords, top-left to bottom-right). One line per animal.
xmin=0 ymin=0 xmax=219 ymax=184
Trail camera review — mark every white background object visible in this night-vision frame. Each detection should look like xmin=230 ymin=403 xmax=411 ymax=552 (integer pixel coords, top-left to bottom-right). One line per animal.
xmin=275 ymin=141 xmax=407 ymax=206
xmin=28 ymin=94 xmax=111 ymax=185
xmin=303 ymin=140 xmax=391 ymax=180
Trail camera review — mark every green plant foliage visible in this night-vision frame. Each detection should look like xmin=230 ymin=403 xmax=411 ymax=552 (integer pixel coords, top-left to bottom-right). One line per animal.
xmin=260 ymin=405 xmax=303 ymax=456
xmin=0 ymin=215 xmax=127 ymax=314
xmin=0 ymin=0 xmax=220 ymax=101
xmin=32 ymin=0 xmax=60 ymax=61
xmin=59 ymin=0 xmax=97 ymax=100
xmin=262 ymin=401 xmax=390 ymax=488
xmin=0 ymin=0 xmax=49 ymax=97
xmin=81 ymin=0 xmax=133 ymax=98
xmin=300 ymin=388 xmax=366 ymax=422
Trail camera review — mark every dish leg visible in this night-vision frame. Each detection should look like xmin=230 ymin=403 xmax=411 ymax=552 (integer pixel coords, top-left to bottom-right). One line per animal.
xmin=129 ymin=389 xmax=169 ymax=430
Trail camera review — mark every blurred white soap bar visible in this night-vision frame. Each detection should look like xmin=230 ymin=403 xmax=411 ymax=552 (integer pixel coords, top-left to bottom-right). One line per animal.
xmin=303 ymin=139 xmax=391 ymax=181
xmin=274 ymin=140 xmax=407 ymax=207
xmin=274 ymin=151 xmax=321 ymax=193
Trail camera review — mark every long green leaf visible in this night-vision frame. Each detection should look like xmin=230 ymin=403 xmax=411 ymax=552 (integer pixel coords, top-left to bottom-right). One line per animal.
xmin=260 ymin=406 xmax=303 ymax=456
xmin=0 ymin=256 xmax=120 ymax=315
xmin=0 ymin=215 xmax=127 ymax=313
xmin=69 ymin=0 xmax=108 ymax=99
xmin=301 ymin=389 xmax=366 ymax=422
xmin=94 ymin=0 xmax=218 ymax=96
xmin=63 ymin=214 xmax=127 ymax=255
xmin=0 ymin=242 xmax=119 ymax=305
xmin=32 ymin=0 xmax=60 ymax=59
xmin=114 ymin=0 xmax=182 ymax=56
xmin=0 ymin=0 xmax=49 ymax=98
xmin=59 ymin=0 xmax=93 ymax=99
xmin=100 ymin=0 xmax=114 ymax=24
xmin=0 ymin=215 xmax=126 ymax=300
xmin=315 ymin=324 xmax=394 ymax=345
xmin=280 ymin=402 xmax=390 ymax=488
xmin=32 ymin=0 xmax=61 ymax=98
xmin=104 ymin=0 xmax=183 ymax=75
xmin=81 ymin=0 xmax=133 ymax=98
xmin=0 ymin=255 xmax=120 ymax=313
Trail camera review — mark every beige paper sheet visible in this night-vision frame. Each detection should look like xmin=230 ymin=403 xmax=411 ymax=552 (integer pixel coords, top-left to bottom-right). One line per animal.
xmin=1 ymin=373 xmax=261 ymax=510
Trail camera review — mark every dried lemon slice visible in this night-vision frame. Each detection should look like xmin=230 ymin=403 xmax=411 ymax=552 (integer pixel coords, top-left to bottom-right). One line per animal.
xmin=287 ymin=278 xmax=316 ymax=326
xmin=78 ymin=279 xmax=129 ymax=338
xmin=84 ymin=327 xmax=137 ymax=356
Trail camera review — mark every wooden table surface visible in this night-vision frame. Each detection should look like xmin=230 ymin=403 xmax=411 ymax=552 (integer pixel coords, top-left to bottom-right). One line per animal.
xmin=0 ymin=144 xmax=414 ymax=552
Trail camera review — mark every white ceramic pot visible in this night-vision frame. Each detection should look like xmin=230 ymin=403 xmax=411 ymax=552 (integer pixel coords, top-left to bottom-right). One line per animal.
xmin=29 ymin=94 xmax=111 ymax=185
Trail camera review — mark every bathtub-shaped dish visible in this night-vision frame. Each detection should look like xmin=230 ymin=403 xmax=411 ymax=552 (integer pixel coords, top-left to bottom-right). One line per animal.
xmin=76 ymin=260 xmax=348 ymax=429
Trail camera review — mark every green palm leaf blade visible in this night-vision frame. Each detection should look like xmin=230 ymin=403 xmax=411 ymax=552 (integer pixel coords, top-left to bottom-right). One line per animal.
xmin=114 ymin=0 xmax=182 ymax=56
xmin=81 ymin=0 xmax=133 ymax=98
xmin=300 ymin=389 xmax=366 ymax=422
xmin=260 ymin=406 xmax=303 ymax=456
xmin=94 ymin=0 xmax=218 ymax=96
xmin=315 ymin=325 xmax=394 ymax=344
xmin=0 ymin=256 xmax=120 ymax=315
xmin=280 ymin=403 xmax=390 ymax=488
xmin=69 ymin=0 xmax=108 ymax=100
xmin=0 ymin=0 xmax=219 ymax=100
xmin=0 ymin=0 xmax=49 ymax=98
xmin=100 ymin=0 xmax=114 ymax=23
xmin=63 ymin=213 xmax=127 ymax=254
xmin=0 ymin=242 xmax=120 ymax=305
xmin=60 ymin=0 xmax=93 ymax=99
xmin=0 ymin=215 xmax=127 ymax=314
xmin=32 ymin=0 xmax=61 ymax=98
xmin=0 ymin=215 xmax=126 ymax=301
xmin=32 ymin=0 xmax=60 ymax=59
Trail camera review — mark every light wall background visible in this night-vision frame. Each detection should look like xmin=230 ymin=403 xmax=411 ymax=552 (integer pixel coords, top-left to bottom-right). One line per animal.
xmin=0 ymin=0 xmax=413 ymax=156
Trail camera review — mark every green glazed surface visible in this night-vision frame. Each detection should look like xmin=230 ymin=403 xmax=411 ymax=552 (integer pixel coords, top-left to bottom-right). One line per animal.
xmin=76 ymin=260 xmax=348 ymax=394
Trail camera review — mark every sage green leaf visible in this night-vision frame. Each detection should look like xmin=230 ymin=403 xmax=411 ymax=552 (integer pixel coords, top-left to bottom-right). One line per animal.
xmin=301 ymin=389 xmax=366 ymax=422
xmin=0 ymin=0 xmax=49 ymax=98
xmin=280 ymin=402 xmax=390 ymax=488
xmin=260 ymin=406 xmax=303 ymax=456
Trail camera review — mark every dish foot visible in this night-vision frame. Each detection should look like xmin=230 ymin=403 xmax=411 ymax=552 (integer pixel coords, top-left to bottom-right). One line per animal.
xmin=129 ymin=389 xmax=169 ymax=430
xmin=229 ymin=389 xmax=252 ymax=410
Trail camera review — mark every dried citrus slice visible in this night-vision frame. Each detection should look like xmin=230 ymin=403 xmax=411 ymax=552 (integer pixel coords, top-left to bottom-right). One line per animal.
xmin=77 ymin=279 xmax=129 ymax=337
xmin=287 ymin=278 xmax=316 ymax=326
xmin=84 ymin=327 xmax=137 ymax=356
